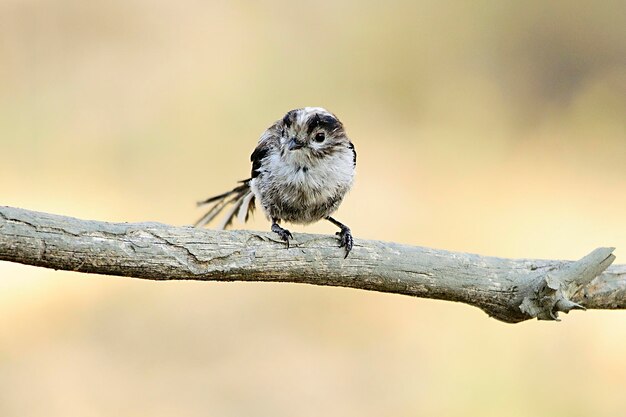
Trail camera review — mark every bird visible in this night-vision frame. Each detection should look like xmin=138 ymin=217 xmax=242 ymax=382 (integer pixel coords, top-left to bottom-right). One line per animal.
xmin=194 ymin=107 xmax=356 ymax=257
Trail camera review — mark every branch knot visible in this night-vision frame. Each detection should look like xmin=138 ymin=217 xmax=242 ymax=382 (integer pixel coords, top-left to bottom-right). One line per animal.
xmin=519 ymin=248 xmax=615 ymax=321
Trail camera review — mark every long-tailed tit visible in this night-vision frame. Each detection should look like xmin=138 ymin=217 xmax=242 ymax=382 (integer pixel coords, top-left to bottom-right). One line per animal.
xmin=195 ymin=107 xmax=356 ymax=257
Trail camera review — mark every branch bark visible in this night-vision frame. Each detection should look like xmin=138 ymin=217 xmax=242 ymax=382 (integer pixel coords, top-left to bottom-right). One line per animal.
xmin=1 ymin=206 xmax=624 ymax=323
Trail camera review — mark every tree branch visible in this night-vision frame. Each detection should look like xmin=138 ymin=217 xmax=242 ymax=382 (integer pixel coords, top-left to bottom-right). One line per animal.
xmin=1 ymin=206 xmax=623 ymax=323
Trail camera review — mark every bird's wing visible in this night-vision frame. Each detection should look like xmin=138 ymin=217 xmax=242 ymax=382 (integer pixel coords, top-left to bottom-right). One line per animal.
xmin=250 ymin=123 xmax=280 ymax=178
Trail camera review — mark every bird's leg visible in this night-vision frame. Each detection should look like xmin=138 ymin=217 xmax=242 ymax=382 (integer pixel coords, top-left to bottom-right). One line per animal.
xmin=326 ymin=216 xmax=353 ymax=258
xmin=271 ymin=218 xmax=293 ymax=248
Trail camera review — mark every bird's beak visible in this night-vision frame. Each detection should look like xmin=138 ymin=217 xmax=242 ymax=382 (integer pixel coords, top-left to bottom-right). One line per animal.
xmin=288 ymin=138 xmax=304 ymax=151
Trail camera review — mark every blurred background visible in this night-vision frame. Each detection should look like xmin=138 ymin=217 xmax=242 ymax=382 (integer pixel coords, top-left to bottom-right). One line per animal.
xmin=1 ymin=0 xmax=625 ymax=416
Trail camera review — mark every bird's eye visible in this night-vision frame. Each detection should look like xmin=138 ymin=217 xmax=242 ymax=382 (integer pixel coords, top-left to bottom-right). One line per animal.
xmin=314 ymin=132 xmax=325 ymax=143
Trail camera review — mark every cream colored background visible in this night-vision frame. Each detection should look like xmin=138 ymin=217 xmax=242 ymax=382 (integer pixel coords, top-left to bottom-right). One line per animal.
xmin=1 ymin=1 xmax=625 ymax=416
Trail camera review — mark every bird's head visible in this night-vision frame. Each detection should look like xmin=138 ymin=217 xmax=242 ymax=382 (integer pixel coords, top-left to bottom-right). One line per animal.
xmin=278 ymin=107 xmax=350 ymax=161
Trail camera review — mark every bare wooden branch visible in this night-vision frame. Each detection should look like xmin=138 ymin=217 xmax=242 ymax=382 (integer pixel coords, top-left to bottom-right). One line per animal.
xmin=0 ymin=205 xmax=623 ymax=323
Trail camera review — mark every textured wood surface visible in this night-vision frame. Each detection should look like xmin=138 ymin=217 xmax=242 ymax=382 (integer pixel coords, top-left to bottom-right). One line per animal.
xmin=1 ymin=206 xmax=623 ymax=323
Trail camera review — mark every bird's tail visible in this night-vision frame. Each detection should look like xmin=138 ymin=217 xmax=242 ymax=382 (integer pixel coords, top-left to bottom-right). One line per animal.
xmin=194 ymin=179 xmax=256 ymax=229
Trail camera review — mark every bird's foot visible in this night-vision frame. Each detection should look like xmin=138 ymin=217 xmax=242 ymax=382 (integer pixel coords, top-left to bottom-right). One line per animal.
xmin=336 ymin=226 xmax=353 ymax=258
xmin=271 ymin=223 xmax=293 ymax=248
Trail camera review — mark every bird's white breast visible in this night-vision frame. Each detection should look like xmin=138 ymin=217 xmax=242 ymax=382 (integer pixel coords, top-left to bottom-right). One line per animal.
xmin=273 ymin=149 xmax=354 ymax=202
xmin=252 ymin=146 xmax=355 ymax=223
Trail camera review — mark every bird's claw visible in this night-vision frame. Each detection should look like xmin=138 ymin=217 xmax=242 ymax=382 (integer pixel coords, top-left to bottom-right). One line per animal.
xmin=336 ymin=227 xmax=353 ymax=258
xmin=272 ymin=223 xmax=293 ymax=248
xmin=279 ymin=230 xmax=293 ymax=248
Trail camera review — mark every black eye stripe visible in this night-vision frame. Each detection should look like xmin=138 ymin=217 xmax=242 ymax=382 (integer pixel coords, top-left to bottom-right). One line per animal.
xmin=306 ymin=113 xmax=340 ymax=135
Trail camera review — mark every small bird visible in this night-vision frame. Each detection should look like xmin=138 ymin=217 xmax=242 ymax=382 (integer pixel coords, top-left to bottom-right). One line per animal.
xmin=195 ymin=107 xmax=356 ymax=257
